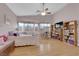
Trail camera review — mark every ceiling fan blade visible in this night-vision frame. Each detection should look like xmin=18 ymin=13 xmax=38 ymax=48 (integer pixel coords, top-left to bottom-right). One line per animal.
xmin=36 ymin=10 xmax=41 ymax=12
xmin=46 ymin=12 xmax=51 ymax=14
xmin=45 ymin=8 xmax=48 ymax=11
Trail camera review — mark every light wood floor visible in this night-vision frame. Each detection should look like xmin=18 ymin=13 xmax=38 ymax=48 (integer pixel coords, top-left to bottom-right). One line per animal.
xmin=10 ymin=39 xmax=79 ymax=56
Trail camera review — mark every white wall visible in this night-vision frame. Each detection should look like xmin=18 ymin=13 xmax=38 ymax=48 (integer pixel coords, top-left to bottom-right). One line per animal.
xmin=17 ymin=15 xmax=53 ymax=23
xmin=0 ymin=4 xmax=17 ymax=35
xmin=52 ymin=3 xmax=79 ymax=23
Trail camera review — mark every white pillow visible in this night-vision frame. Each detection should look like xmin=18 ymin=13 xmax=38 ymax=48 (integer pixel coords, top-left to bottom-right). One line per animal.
xmin=0 ymin=37 xmax=4 ymax=45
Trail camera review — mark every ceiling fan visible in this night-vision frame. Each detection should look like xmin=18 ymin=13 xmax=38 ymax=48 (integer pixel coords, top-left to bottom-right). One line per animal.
xmin=36 ymin=3 xmax=51 ymax=16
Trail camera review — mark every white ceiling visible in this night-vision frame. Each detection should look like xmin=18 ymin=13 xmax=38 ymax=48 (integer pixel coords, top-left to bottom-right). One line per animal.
xmin=6 ymin=3 xmax=67 ymax=16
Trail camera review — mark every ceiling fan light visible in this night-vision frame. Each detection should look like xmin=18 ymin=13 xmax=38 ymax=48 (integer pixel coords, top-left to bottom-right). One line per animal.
xmin=41 ymin=12 xmax=46 ymax=16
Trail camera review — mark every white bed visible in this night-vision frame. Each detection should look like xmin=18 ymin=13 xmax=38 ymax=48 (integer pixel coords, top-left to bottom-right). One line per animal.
xmin=8 ymin=33 xmax=40 ymax=46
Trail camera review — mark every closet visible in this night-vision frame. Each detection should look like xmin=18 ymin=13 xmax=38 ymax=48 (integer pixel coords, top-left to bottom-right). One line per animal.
xmin=51 ymin=21 xmax=63 ymax=41
xmin=50 ymin=20 xmax=77 ymax=46
xmin=63 ymin=20 xmax=77 ymax=46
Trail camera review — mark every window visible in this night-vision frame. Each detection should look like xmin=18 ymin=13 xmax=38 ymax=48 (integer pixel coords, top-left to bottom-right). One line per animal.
xmin=25 ymin=23 xmax=34 ymax=31
xmin=18 ymin=22 xmax=35 ymax=31
xmin=39 ymin=23 xmax=50 ymax=32
xmin=18 ymin=23 xmax=24 ymax=27
xmin=18 ymin=23 xmax=24 ymax=31
xmin=40 ymin=24 xmax=50 ymax=29
xmin=17 ymin=22 xmax=50 ymax=32
xmin=34 ymin=24 xmax=39 ymax=31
